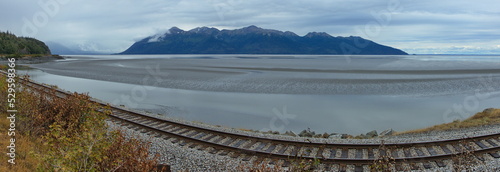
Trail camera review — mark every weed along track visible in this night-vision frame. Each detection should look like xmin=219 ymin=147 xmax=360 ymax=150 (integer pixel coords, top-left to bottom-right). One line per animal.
xmin=5 ymin=72 xmax=499 ymax=171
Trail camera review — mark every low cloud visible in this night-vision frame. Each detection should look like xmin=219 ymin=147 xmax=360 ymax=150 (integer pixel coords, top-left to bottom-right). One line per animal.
xmin=0 ymin=0 xmax=498 ymax=54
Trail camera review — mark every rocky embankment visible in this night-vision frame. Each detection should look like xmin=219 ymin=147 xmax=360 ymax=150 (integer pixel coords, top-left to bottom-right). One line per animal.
xmin=103 ymin=104 xmax=499 ymax=171
xmin=108 ymin=120 xmax=500 ymax=171
xmin=263 ymin=128 xmax=394 ymax=139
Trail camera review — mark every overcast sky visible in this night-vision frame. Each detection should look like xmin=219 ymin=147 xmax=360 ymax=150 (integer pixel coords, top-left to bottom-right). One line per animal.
xmin=1 ymin=0 xmax=499 ymax=54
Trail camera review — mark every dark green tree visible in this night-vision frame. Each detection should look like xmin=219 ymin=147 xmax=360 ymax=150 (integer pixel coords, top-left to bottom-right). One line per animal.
xmin=0 ymin=31 xmax=51 ymax=55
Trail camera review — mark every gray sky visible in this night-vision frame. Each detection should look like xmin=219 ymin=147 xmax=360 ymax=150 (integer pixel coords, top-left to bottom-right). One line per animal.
xmin=1 ymin=0 xmax=499 ymax=54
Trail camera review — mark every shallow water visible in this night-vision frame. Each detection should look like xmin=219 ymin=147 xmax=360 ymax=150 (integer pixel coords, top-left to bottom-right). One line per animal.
xmin=21 ymin=55 xmax=500 ymax=135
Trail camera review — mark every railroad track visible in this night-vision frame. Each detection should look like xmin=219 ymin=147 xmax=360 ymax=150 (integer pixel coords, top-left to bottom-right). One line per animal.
xmin=7 ymin=72 xmax=500 ymax=171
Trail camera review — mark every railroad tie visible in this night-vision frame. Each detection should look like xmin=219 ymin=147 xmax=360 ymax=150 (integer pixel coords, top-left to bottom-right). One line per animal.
xmin=196 ymin=145 xmax=208 ymax=151
xmin=338 ymin=164 xmax=347 ymax=172
xmin=144 ymin=129 xmax=156 ymax=135
xmin=290 ymin=146 xmax=299 ymax=157
xmin=414 ymin=147 xmax=425 ymax=157
xmin=426 ymin=146 xmax=438 ymax=156
xmin=158 ymin=124 xmax=173 ymax=131
xmin=229 ymin=152 xmax=240 ymax=158
xmin=475 ymin=154 xmax=485 ymax=161
xmin=276 ymin=145 xmax=288 ymax=155
xmin=152 ymin=123 xmax=168 ymax=129
xmin=252 ymin=142 xmax=266 ymax=151
xmin=193 ymin=132 xmax=207 ymax=139
xmin=485 ymin=139 xmax=498 ymax=147
xmin=315 ymin=147 xmax=325 ymax=159
xmin=169 ymin=127 xmax=184 ymax=133
xmin=218 ymin=150 xmax=229 ymax=156
xmin=267 ymin=159 xmax=275 ymax=165
xmin=242 ymin=140 xmax=257 ymax=149
xmin=440 ymin=145 xmax=452 ymax=154
xmin=241 ymin=154 xmax=252 ymax=161
xmin=153 ymin=133 xmax=163 ymax=138
xmin=185 ymin=131 xmax=199 ymax=137
xmin=323 ymin=164 xmax=332 ymax=171
xmin=211 ymin=136 xmax=225 ymax=144
xmin=435 ymin=160 xmax=446 ymax=168
xmin=378 ymin=148 xmax=386 ymax=157
xmin=410 ymin=163 xmax=420 ymax=171
xmin=231 ymin=139 xmax=247 ymax=148
xmin=139 ymin=128 xmax=149 ymax=133
xmin=281 ymin=160 xmax=291 ymax=167
xmin=188 ymin=143 xmax=197 ymax=148
xmin=221 ymin=138 xmax=235 ymax=146
xmin=177 ymin=129 xmax=191 ymax=135
xmin=489 ymin=152 xmax=500 ymax=158
xmin=422 ymin=161 xmax=433 ymax=169
xmin=395 ymin=163 xmax=407 ymax=171
xmin=355 ymin=149 xmax=364 ymax=159
xmin=301 ymin=147 xmax=312 ymax=157
xmin=340 ymin=148 xmax=349 ymax=159
xmin=367 ymin=148 xmax=375 ymax=159
xmin=160 ymin=135 xmax=171 ymax=140
xmin=474 ymin=141 xmax=488 ymax=149
xmin=209 ymin=147 xmax=220 ymax=154
xmin=141 ymin=119 xmax=157 ymax=126
xmin=327 ymin=148 xmax=337 ymax=159
xmin=170 ymin=138 xmax=179 ymax=144
xmin=353 ymin=165 xmax=363 ymax=172
xmin=264 ymin=144 xmax=276 ymax=153
xmin=202 ymin=134 xmax=217 ymax=142
xmin=391 ymin=149 xmax=399 ymax=158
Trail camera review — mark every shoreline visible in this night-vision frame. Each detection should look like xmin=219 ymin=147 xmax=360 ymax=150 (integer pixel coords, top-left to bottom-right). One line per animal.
xmin=101 ymin=97 xmax=499 ymax=143
xmin=0 ymin=54 xmax=64 ymax=64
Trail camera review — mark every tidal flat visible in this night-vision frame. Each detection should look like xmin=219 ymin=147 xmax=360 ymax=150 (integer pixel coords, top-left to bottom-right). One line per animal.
xmin=21 ymin=55 xmax=500 ymax=134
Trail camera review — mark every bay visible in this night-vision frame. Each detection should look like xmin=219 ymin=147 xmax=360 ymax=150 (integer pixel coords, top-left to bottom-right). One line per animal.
xmin=21 ymin=55 xmax=500 ymax=135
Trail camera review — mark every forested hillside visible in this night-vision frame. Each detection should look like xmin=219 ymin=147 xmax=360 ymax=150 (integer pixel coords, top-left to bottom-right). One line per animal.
xmin=0 ymin=31 xmax=51 ymax=55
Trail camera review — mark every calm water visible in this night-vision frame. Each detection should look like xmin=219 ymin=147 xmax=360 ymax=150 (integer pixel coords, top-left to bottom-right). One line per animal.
xmin=21 ymin=55 xmax=500 ymax=135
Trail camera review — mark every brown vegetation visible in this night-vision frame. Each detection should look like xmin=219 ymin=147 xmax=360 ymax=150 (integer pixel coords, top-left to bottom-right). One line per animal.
xmin=396 ymin=108 xmax=500 ymax=135
xmin=0 ymin=74 xmax=161 ymax=171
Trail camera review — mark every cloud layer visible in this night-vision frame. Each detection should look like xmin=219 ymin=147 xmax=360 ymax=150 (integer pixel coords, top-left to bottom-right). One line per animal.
xmin=1 ymin=0 xmax=499 ymax=54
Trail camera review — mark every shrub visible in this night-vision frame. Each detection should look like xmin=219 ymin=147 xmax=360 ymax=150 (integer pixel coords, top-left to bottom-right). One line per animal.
xmin=0 ymin=74 xmax=160 ymax=171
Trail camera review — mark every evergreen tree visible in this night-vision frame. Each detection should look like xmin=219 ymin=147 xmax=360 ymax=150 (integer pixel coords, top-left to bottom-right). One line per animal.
xmin=0 ymin=31 xmax=51 ymax=55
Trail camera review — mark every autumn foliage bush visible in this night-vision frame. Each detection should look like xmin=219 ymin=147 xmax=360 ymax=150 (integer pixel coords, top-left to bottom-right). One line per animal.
xmin=0 ymin=74 xmax=161 ymax=171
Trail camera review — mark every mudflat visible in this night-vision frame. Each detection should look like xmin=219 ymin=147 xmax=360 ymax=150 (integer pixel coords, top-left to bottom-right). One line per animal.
xmin=31 ymin=55 xmax=500 ymax=96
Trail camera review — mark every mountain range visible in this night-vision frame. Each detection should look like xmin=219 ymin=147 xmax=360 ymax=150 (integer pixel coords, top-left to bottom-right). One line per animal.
xmin=46 ymin=42 xmax=107 ymax=55
xmin=120 ymin=26 xmax=408 ymax=55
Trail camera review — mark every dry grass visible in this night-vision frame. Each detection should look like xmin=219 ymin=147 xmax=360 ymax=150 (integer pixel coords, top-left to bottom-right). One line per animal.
xmin=396 ymin=108 xmax=500 ymax=135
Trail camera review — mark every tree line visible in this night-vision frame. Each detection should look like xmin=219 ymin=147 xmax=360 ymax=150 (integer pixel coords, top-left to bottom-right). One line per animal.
xmin=0 ymin=31 xmax=51 ymax=55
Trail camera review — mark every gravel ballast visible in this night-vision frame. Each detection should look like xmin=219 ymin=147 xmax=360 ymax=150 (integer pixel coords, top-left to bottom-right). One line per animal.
xmin=104 ymin=104 xmax=500 ymax=171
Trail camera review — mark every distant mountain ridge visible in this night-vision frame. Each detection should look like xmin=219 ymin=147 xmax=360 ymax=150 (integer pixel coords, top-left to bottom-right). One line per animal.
xmin=46 ymin=42 xmax=108 ymax=55
xmin=120 ymin=26 xmax=408 ymax=55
